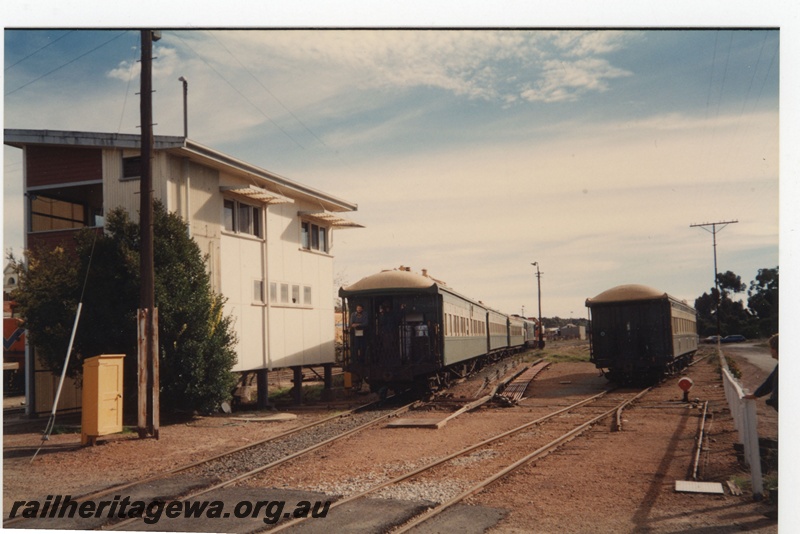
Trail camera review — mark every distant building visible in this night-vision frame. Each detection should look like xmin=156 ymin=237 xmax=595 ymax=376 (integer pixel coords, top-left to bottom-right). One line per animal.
xmin=560 ymin=323 xmax=586 ymax=340
xmin=5 ymin=129 xmax=362 ymax=414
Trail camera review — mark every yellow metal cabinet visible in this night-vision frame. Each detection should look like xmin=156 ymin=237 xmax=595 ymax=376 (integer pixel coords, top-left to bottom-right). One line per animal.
xmin=81 ymin=354 xmax=124 ymax=445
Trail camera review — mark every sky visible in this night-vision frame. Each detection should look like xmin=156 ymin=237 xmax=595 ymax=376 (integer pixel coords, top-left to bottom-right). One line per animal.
xmin=2 ymin=3 xmax=795 ymax=325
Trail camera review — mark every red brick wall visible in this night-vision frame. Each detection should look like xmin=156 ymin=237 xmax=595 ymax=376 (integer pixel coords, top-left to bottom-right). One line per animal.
xmin=26 ymin=146 xmax=102 ymax=187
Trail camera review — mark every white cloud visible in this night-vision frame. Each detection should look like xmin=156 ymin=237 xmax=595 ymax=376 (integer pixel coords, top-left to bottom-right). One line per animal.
xmin=520 ymin=58 xmax=632 ymax=103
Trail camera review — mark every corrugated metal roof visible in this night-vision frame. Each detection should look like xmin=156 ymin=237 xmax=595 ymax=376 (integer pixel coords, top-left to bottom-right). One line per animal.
xmin=299 ymin=210 xmax=364 ymax=229
xmin=220 ymin=185 xmax=293 ymax=205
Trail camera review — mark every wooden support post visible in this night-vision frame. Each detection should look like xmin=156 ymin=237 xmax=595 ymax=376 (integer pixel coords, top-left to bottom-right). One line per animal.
xmin=321 ymin=363 xmax=334 ymax=401
xmin=137 ymin=308 xmax=159 ymax=439
xmin=137 ymin=309 xmax=149 ymax=438
xmin=292 ymin=366 xmax=303 ymax=405
xmin=257 ymin=368 xmax=269 ymax=409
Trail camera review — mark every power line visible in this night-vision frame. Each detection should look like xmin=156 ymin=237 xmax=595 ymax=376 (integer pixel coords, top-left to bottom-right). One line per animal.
xmin=205 ymin=31 xmax=330 ymax=150
xmin=172 ymin=32 xmax=306 ymax=150
xmin=4 ymin=30 xmax=76 ymax=72
xmin=5 ymin=31 xmax=130 ymax=97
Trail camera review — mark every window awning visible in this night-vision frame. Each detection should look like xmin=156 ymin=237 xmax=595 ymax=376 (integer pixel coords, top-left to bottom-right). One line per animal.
xmin=220 ymin=185 xmax=294 ymax=205
xmin=298 ymin=210 xmax=364 ymax=229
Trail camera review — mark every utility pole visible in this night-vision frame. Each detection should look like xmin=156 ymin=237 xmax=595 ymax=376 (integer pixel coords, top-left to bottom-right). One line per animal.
xmin=138 ymin=29 xmax=160 ymax=439
xmin=690 ymin=220 xmax=738 ymax=340
xmin=178 ymin=76 xmax=188 ymax=138
xmin=532 ymin=262 xmax=544 ymax=349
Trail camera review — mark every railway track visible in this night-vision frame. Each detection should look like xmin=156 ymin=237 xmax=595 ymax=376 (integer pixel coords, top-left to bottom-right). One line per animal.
xmin=3 ymin=357 xmax=539 ymax=532
xmin=261 ymin=385 xmax=651 ymax=533
xmin=2 ymin=396 xmax=415 ymax=530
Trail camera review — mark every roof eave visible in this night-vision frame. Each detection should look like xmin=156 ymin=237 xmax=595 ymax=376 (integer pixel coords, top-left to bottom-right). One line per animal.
xmin=174 ymin=140 xmax=358 ymax=213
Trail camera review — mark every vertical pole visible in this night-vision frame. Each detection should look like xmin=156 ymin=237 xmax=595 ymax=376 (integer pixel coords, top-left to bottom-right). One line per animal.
xmin=292 ymin=366 xmax=303 ymax=405
xmin=138 ymin=30 xmax=159 ymax=439
xmin=532 ymin=262 xmax=544 ymax=349
xmin=322 ymin=363 xmax=333 ymax=401
xmin=179 ymin=77 xmax=188 ymax=138
xmin=690 ymin=220 xmax=737 ymax=340
xmin=257 ymin=369 xmax=269 ymax=409
xmin=711 ymin=224 xmax=721 ymax=338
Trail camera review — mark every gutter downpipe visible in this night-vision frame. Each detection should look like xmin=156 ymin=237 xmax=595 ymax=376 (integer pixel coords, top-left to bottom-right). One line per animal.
xmin=262 ymin=203 xmax=271 ymax=371
xmin=183 ymin=157 xmax=191 ymax=237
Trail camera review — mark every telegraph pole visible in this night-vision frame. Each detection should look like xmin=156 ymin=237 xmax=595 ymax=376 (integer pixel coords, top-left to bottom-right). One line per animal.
xmin=690 ymin=220 xmax=738 ymax=339
xmin=532 ymin=262 xmax=544 ymax=348
xmin=138 ymin=29 xmax=160 ymax=439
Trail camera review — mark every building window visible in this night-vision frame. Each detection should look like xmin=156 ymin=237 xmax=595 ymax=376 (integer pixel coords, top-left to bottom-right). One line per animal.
xmin=254 ymin=280 xmax=264 ymax=303
xmin=122 ymin=155 xmax=141 ymax=180
xmin=280 ymin=283 xmax=289 ymax=304
xmin=301 ymin=222 xmax=310 ymax=249
xmin=301 ymin=221 xmax=329 ymax=253
xmin=223 ymin=199 xmax=235 ymax=232
xmin=292 ymin=285 xmax=300 ymax=304
xmin=30 ymin=195 xmax=86 ymax=232
xmin=270 ymin=282 xmax=277 ymax=303
xmin=303 ymin=286 xmax=312 ymax=306
xmin=223 ymin=199 xmax=262 ymax=237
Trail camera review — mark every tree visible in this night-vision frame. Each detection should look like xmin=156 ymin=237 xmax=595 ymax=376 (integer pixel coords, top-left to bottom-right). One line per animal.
xmin=11 ymin=202 xmax=238 ymax=415
xmin=693 ymin=268 xmax=777 ymax=339
xmin=747 ymin=267 xmax=779 ymax=338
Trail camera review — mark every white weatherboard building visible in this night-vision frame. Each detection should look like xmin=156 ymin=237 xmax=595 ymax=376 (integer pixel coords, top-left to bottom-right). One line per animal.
xmin=5 ymin=129 xmax=362 ymax=412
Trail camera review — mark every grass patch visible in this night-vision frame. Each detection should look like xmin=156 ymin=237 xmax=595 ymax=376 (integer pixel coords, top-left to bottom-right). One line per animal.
xmin=717 ymin=356 xmax=743 ymax=379
xmin=536 ymin=341 xmax=591 ymax=364
xmin=729 ymin=474 xmax=752 ymax=492
xmin=50 ymin=425 xmax=80 ymax=435
xmin=269 ymin=383 xmax=327 ymax=404
xmin=764 ymin=472 xmax=778 ymax=491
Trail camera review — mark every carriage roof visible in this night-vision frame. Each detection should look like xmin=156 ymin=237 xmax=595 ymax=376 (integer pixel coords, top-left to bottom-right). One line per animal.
xmin=585 ymin=284 xmax=669 ymax=306
xmin=339 ymin=270 xmax=438 ymax=296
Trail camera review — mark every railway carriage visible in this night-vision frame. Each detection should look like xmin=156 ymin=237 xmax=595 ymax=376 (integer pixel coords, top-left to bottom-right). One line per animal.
xmin=585 ymin=284 xmax=699 ymax=384
xmin=339 ymin=269 xmax=529 ymax=393
xmin=508 ymin=315 xmax=527 ymax=348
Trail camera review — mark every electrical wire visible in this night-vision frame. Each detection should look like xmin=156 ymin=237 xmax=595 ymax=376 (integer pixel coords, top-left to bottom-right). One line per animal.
xmin=117 ymin=33 xmax=140 ymax=134
xmin=205 ymin=30 xmax=330 ymax=150
xmin=30 ymin=230 xmax=98 ymax=463
xmin=4 ymin=30 xmax=76 ymax=72
xmin=5 ymin=31 xmax=130 ymax=97
xmin=171 ymin=32 xmax=306 ymax=150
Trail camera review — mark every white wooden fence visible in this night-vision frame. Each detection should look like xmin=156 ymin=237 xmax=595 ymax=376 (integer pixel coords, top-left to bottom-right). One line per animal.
xmin=719 ymin=351 xmax=763 ymax=498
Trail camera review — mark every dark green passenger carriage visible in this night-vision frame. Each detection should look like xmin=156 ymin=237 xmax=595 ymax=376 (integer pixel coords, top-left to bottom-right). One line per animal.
xmin=586 ymin=284 xmax=698 ymax=384
xmin=339 ymin=269 xmax=525 ymax=393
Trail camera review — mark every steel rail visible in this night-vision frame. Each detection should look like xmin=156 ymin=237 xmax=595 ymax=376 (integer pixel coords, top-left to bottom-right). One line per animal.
xmin=264 ymin=388 xmax=613 ymax=534
xmin=692 ymin=400 xmax=709 ymax=480
xmin=107 ymin=400 xmax=417 ymax=531
xmin=392 ymin=386 xmax=652 ymax=534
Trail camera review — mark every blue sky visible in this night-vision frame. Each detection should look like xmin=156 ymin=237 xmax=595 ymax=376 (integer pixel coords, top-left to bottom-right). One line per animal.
xmin=2 ymin=7 xmax=793 ymax=325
